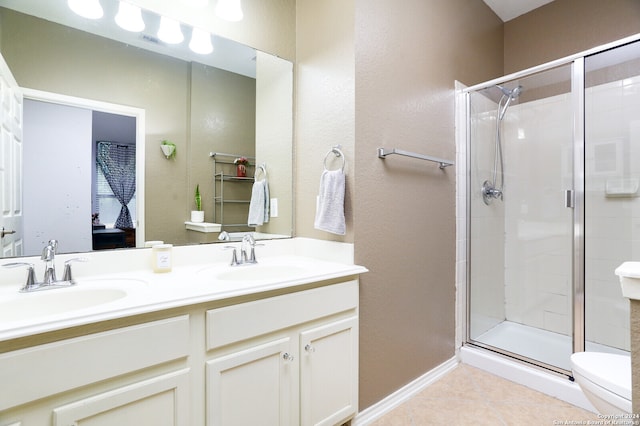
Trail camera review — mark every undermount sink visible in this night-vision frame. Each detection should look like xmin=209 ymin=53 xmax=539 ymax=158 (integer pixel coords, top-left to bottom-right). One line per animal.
xmin=212 ymin=265 xmax=308 ymax=281
xmin=0 ymin=278 xmax=145 ymax=322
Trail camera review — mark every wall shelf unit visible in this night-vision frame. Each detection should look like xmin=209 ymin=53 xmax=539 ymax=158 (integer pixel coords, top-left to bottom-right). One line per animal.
xmin=210 ymin=152 xmax=255 ymax=231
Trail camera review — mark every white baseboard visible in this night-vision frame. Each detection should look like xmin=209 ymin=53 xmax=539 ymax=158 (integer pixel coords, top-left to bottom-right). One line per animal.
xmin=352 ymin=356 xmax=458 ymax=425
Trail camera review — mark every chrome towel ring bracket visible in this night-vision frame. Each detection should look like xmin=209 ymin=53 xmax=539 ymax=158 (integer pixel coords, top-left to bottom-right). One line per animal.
xmin=254 ymin=163 xmax=267 ymax=181
xmin=323 ymin=145 xmax=346 ymax=172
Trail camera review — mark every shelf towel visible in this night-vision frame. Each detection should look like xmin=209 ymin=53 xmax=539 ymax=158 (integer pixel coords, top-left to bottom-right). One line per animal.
xmin=248 ymin=179 xmax=270 ymax=226
xmin=314 ymin=169 xmax=346 ymax=235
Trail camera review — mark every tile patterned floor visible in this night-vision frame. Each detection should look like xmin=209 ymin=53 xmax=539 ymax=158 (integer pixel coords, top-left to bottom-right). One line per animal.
xmin=370 ymin=364 xmax=600 ymax=425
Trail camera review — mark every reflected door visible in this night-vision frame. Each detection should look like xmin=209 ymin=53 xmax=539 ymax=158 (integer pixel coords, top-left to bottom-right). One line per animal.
xmin=0 ymin=52 xmax=23 ymax=257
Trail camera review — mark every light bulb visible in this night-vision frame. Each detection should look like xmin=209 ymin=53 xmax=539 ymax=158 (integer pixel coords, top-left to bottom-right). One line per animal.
xmin=215 ymin=0 xmax=243 ymax=22
xmin=189 ymin=28 xmax=213 ymax=55
xmin=115 ymin=1 xmax=145 ymax=32
xmin=157 ymin=16 xmax=184 ymax=44
xmin=68 ymin=0 xmax=104 ymax=19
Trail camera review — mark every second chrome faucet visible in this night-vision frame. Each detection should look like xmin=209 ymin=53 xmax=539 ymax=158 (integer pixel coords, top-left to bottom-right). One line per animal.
xmin=227 ymin=234 xmax=258 ymax=266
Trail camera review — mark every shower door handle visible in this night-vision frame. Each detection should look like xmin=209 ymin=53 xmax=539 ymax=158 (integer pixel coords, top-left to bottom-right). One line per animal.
xmin=565 ymin=190 xmax=574 ymax=208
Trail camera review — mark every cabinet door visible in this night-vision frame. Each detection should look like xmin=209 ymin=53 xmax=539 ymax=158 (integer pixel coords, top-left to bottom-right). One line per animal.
xmin=206 ymin=338 xmax=294 ymax=426
xmin=52 ymin=369 xmax=190 ymax=426
xmin=300 ymin=316 xmax=358 ymax=426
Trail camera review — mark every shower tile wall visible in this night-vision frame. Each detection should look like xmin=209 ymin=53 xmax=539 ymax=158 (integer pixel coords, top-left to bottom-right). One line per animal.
xmin=501 ymin=77 xmax=639 ymax=351
xmin=583 ymin=76 xmax=640 ymax=351
xmin=503 ymin=93 xmax=573 ymax=336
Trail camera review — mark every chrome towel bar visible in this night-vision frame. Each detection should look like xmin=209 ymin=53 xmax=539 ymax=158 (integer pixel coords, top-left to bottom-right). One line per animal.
xmin=377 ymin=148 xmax=454 ymax=169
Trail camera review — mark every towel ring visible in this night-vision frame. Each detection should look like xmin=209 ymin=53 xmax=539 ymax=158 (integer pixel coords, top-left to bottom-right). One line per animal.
xmin=254 ymin=163 xmax=267 ymax=182
xmin=323 ymin=147 xmax=346 ymax=172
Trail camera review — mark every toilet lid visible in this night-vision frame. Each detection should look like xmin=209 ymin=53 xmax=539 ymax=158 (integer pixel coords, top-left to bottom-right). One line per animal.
xmin=570 ymin=352 xmax=631 ymax=400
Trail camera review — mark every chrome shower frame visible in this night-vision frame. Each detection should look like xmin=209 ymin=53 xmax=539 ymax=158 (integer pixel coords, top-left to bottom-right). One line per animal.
xmin=462 ymin=33 xmax=640 ymax=376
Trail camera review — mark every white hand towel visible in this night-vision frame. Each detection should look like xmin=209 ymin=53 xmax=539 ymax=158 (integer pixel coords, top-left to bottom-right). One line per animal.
xmin=314 ymin=169 xmax=346 ymax=235
xmin=248 ymin=180 xmax=270 ymax=227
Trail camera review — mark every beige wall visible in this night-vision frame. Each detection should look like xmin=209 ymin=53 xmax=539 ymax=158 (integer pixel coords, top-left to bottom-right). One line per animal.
xmin=351 ymin=0 xmax=503 ymax=409
xmin=295 ymin=0 xmax=356 ymax=243
xmin=188 ymin=63 xmax=256 ymax=244
xmin=256 ymin=52 xmax=294 ymax=237
xmin=504 ymin=0 xmax=640 ymax=74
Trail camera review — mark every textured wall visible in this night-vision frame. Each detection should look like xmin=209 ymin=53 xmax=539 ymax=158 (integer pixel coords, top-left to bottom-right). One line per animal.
xmin=504 ymin=0 xmax=640 ymax=74
xmin=352 ymin=0 xmax=503 ymax=410
xmin=295 ymin=0 xmax=356 ymax=242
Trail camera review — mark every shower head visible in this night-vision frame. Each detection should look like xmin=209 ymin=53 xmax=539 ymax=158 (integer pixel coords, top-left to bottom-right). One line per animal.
xmin=497 ymin=84 xmax=523 ymax=99
xmin=496 ymin=84 xmax=523 ymax=120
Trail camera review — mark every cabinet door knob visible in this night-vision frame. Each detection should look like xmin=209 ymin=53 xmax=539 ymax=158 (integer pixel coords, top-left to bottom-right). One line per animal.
xmin=304 ymin=344 xmax=315 ymax=353
xmin=282 ymin=352 xmax=295 ymax=362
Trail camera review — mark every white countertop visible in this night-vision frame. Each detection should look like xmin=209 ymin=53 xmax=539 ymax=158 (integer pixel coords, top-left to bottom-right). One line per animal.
xmin=0 ymin=238 xmax=367 ymax=342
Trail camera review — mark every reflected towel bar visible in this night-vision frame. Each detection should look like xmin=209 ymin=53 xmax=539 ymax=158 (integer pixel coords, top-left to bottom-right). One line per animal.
xmin=377 ymin=148 xmax=454 ymax=169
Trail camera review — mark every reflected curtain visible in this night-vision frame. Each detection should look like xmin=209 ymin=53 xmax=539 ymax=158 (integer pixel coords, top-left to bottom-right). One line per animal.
xmin=96 ymin=141 xmax=136 ymax=229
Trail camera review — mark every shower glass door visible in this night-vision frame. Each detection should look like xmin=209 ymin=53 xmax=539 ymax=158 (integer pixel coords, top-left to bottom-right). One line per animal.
xmin=583 ymin=41 xmax=640 ymax=357
xmin=467 ymin=38 xmax=640 ymax=374
xmin=467 ymin=63 xmax=576 ymax=371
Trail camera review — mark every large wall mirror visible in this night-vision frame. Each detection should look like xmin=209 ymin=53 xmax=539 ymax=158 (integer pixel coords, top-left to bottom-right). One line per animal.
xmin=0 ymin=0 xmax=293 ymax=257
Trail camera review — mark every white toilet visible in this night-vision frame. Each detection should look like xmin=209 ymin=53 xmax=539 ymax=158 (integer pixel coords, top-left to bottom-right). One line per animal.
xmin=570 ymin=352 xmax=632 ymax=414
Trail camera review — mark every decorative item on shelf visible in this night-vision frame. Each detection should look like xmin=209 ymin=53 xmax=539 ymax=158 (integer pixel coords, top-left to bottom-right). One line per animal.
xmin=234 ymin=156 xmax=249 ymax=177
xmin=191 ymin=184 xmax=205 ymax=222
xmin=92 ymin=213 xmax=100 ymax=225
xmin=160 ymin=140 xmax=176 ymax=159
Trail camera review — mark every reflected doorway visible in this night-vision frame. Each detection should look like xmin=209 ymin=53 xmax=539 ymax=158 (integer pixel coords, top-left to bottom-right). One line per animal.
xmin=21 ymin=89 xmax=145 ymax=255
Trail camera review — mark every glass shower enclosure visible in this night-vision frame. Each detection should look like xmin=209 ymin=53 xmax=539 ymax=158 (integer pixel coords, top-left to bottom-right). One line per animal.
xmin=464 ymin=37 xmax=640 ymax=374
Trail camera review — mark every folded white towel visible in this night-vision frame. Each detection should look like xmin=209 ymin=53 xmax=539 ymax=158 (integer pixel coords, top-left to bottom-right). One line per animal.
xmin=248 ymin=180 xmax=270 ymax=226
xmin=314 ymin=169 xmax=346 ymax=235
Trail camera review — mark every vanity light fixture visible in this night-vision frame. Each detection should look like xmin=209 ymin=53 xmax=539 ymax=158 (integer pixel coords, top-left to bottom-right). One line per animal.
xmin=157 ymin=16 xmax=184 ymax=44
xmin=189 ymin=28 xmax=214 ymax=54
xmin=68 ymin=0 xmax=104 ymax=20
xmin=215 ymin=0 xmax=243 ymax=22
xmin=115 ymin=1 xmax=145 ymax=32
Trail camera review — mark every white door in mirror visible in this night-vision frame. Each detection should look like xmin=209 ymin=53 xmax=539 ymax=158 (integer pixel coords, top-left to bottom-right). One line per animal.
xmin=0 ymin=52 xmax=24 ymax=258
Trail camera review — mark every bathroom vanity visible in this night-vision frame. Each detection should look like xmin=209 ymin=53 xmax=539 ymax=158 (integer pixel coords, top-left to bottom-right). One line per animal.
xmin=0 ymin=238 xmax=366 ymax=426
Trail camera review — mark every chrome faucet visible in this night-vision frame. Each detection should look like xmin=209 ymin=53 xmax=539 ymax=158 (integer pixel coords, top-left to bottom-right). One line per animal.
xmin=42 ymin=239 xmax=58 ymax=284
xmin=3 ymin=240 xmax=88 ymax=292
xmin=225 ymin=234 xmax=258 ymax=266
xmin=240 ymin=234 xmax=257 ymax=264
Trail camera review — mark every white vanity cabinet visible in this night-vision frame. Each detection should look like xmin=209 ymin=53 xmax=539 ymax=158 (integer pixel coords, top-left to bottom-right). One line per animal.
xmin=205 ymin=280 xmax=359 ymax=426
xmin=0 ymin=277 xmax=360 ymax=426
xmin=299 ymin=315 xmax=358 ymax=426
xmin=0 ymin=316 xmax=191 ymax=426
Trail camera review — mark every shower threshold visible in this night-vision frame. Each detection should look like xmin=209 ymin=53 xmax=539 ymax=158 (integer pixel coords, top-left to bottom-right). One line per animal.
xmin=474 ymin=321 xmax=628 ymax=371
